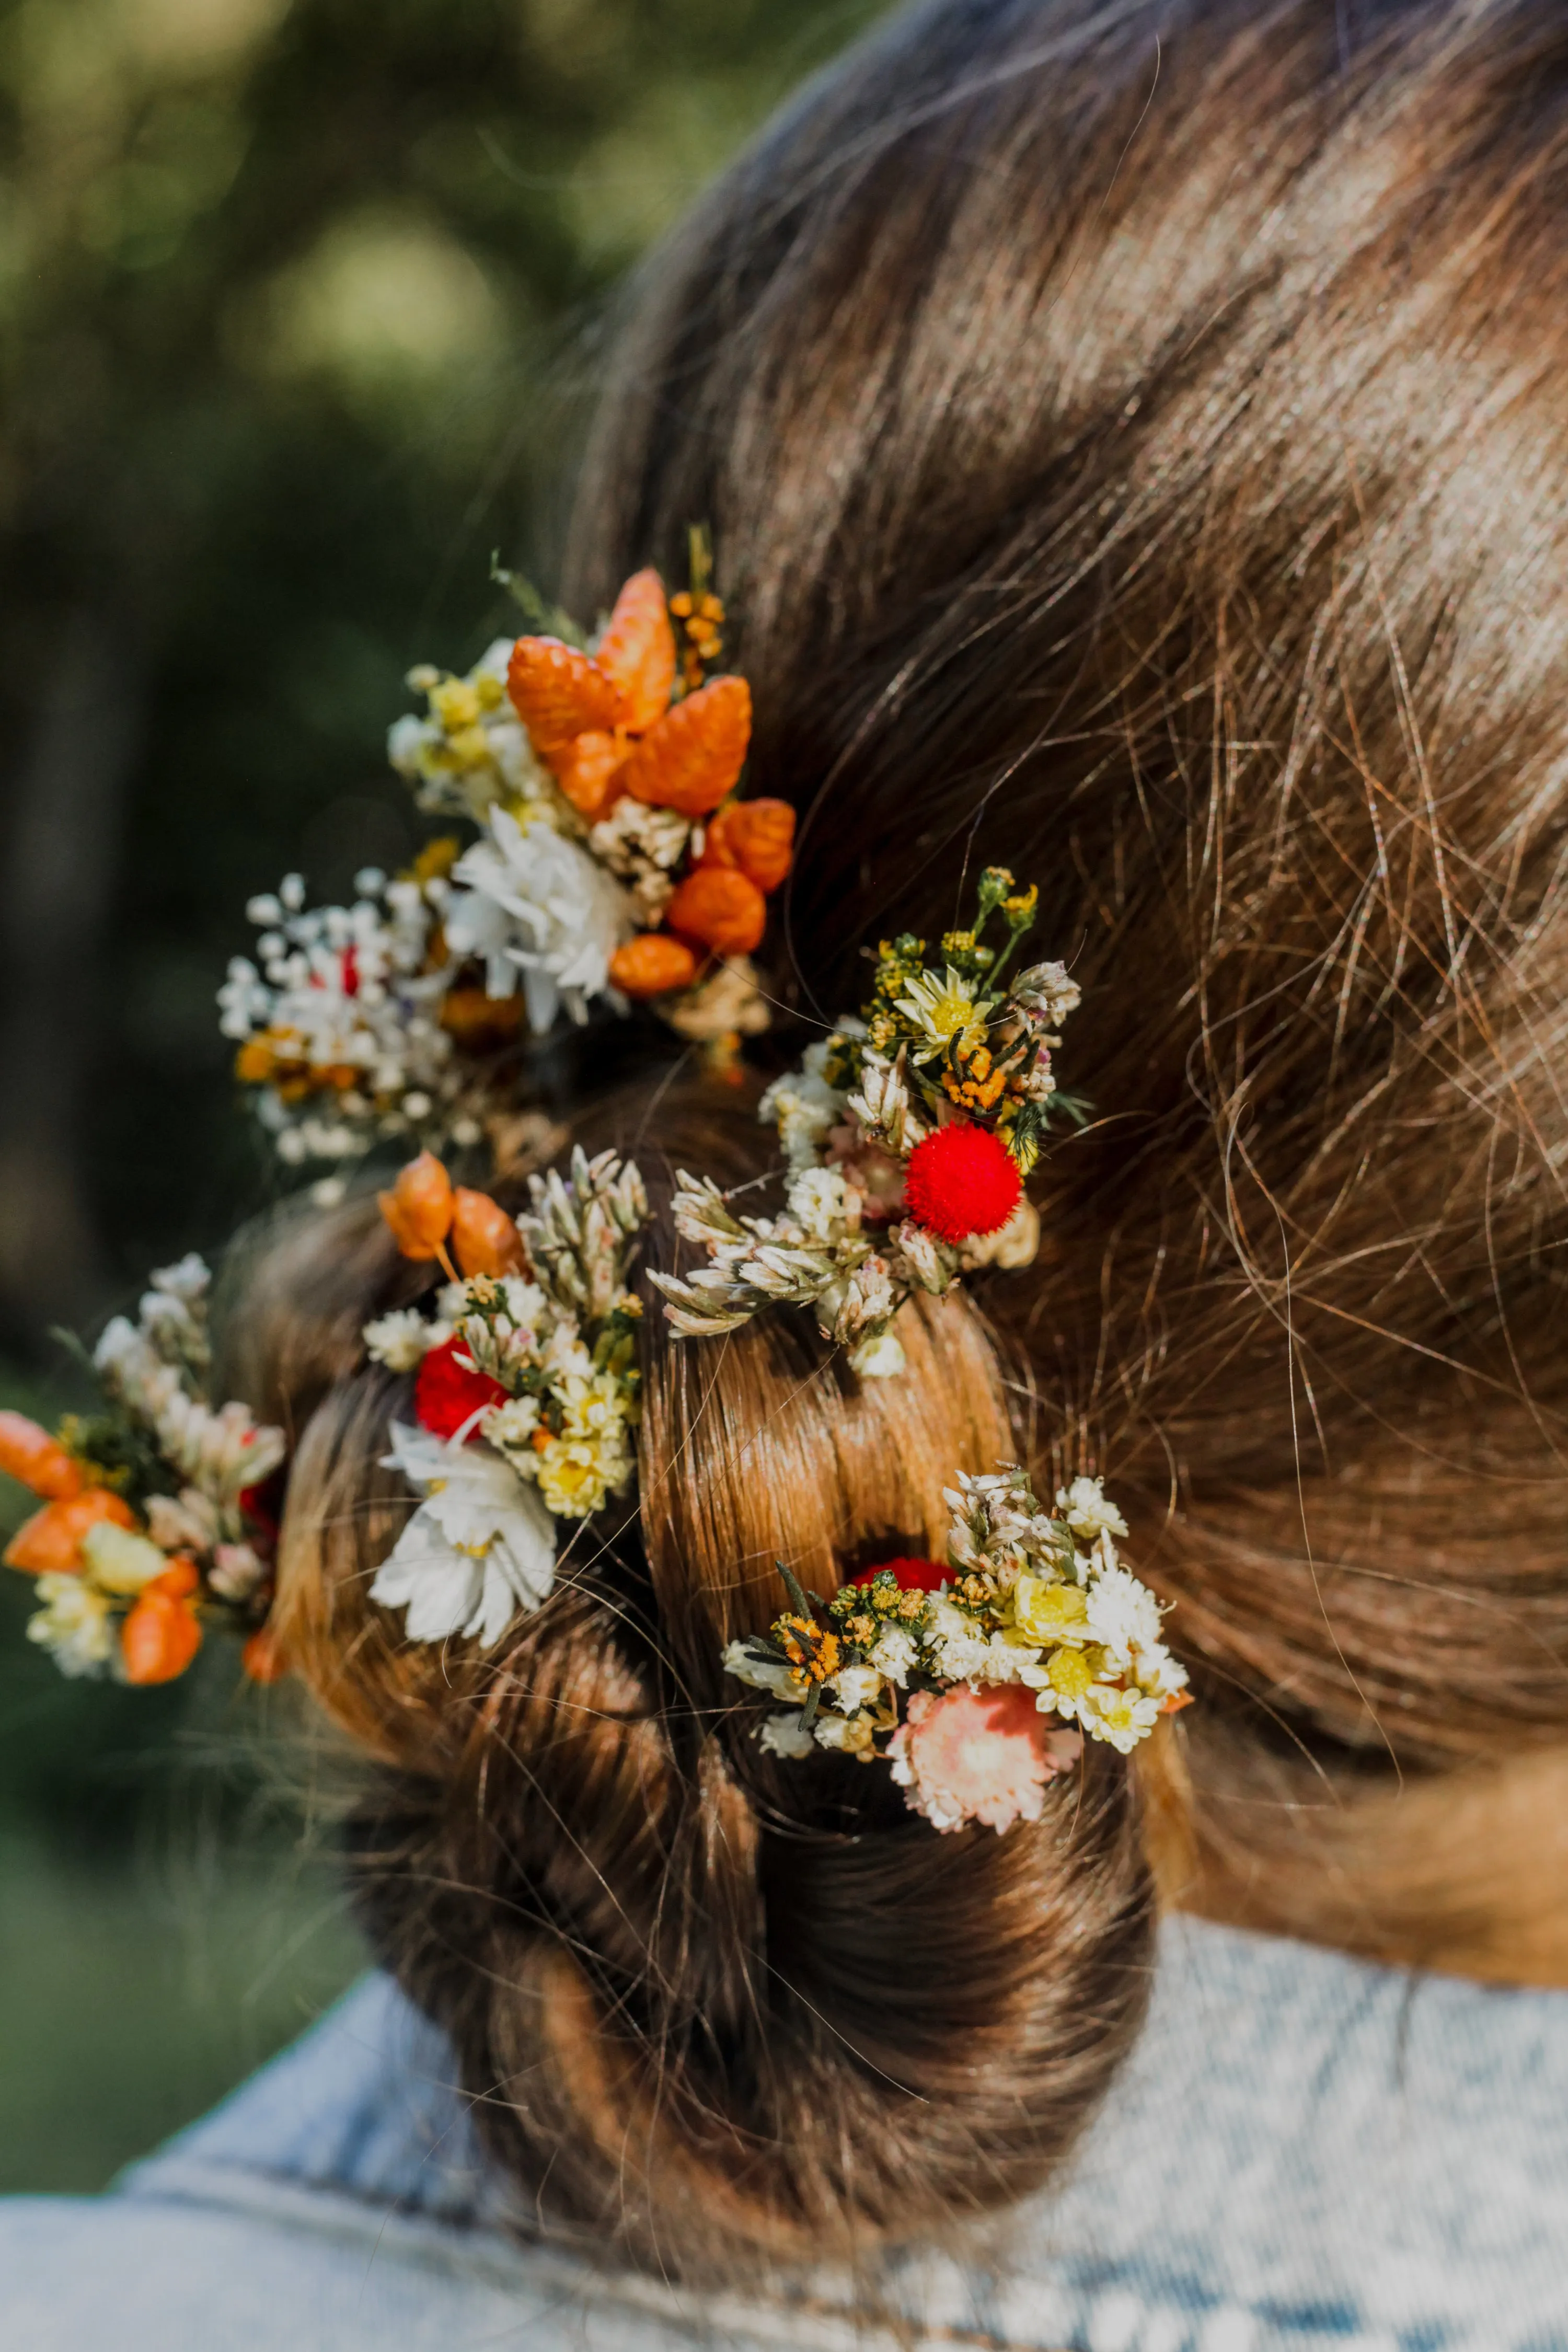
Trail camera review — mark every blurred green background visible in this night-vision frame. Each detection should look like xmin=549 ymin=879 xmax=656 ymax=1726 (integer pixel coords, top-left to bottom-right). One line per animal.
xmin=0 ymin=0 xmax=886 ymax=2195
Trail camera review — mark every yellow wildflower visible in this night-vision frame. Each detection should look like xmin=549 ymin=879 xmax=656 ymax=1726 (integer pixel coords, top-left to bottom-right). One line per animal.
xmin=535 ymin=1436 xmax=613 ymax=1519
xmin=895 ymin=967 xmax=990 ymax=1061
xmin=1011 ymin=1573 xmax=1090 ymax=1646
xmin=430 ymin=678 xmax=482 ymax=733
xmin=1046 ymin=1646 xmax=1097 ymax=1701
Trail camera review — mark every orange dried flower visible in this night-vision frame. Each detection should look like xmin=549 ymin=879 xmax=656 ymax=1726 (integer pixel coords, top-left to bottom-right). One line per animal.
xmin=145 ymin=1558 xmax=200 ymax=1602
xmin=608 ymin=934 xmax=700 ymax=999
xmin=505 ymin=638 xmax=620 ymax=759
xmin=379 ymin=1151 xmax=454 ymax=1261
xmin=122 ymin=1588 xmax=202 ymax=1685
xmin=243 ymin=1625 xmax=289 ymax=1685
xmin=701 ymin=798 xmax=795 ymax=894
xmin=620 ymin=676 xmax=752 ymax=816
xmin=5 ymin=1488 xmax=135 ymax=1575
xmin=450 ymin=1187 xmax=527 ymax=1278
xmin=666 ymin=866 xmax=767 ymax=957
xmin=593 ymin=568 xmax=676 ymax=734
xmin=553 ymin=729 xmax=626 ymax=822
xmin=0 ymin=1411 xmax=83 ymax=1502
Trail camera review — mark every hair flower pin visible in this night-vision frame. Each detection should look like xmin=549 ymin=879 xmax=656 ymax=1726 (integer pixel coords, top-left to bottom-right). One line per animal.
xmin=653 ymin=866 xmax=1082 ymax=1377
xmin=362 ymin=1146 xmax=648 ymax=1646
xmin=1 ymin=1259 xmax=287 ymax=1687
xmin=220 ymin=539 xmax=793 ymax=1182
xmin=724 ymin=1466 xmax=1189 ymax=1832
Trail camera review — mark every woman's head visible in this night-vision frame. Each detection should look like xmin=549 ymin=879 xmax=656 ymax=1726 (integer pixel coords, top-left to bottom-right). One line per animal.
xmin=234 ymin=0 xmax=1568 ymax=2277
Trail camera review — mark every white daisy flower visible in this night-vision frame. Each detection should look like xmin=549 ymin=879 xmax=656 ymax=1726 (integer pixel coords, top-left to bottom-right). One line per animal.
xmin=1076 ymin=1683 xmax=1162 ymax=1755
xmin=893 ymin=966 xmax=989 ymax=1060
xmin=443 ymin=809 xmax=633 ymax=1032
xmin=372 ymin=1423 xmax=556 ymax=1647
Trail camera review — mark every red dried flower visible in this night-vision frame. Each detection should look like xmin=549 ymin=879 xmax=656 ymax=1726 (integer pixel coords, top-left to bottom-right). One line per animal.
xmin=903 ymin=1122 xmax=1022 ymax=1242
xmin=414 ymin=1334 xmax=508 ymax=1441
xmin=852 ymin=1557 xmax=948 ymax=1593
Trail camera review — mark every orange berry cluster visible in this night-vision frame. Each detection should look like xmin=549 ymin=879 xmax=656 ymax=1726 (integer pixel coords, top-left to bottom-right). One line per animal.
xmin=0 ymin=1410 xmax=280 ymax=1687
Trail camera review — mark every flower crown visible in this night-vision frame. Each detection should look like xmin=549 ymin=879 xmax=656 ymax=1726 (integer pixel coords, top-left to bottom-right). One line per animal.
xmin=2 ymin=1258 xmax=285 ymax=1685
xmin=723 ymin=1468 xmax=1186 ymax=1832
xmin=218 ymin=543 xmax=791 ymax=1185
xmin=3 ymin=545 xmax=1191 ymax=1835
xmin=653 ymin=865 xmax=1080 ymax=1376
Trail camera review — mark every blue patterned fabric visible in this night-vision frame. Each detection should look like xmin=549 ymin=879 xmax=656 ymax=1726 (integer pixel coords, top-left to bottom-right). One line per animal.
xmin=3 ymin=1916 xmax=1566 ymax=2349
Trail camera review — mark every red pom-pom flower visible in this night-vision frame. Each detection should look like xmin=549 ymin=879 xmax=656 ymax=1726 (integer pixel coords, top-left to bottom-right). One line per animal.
xmin=414 ymin=1334 xmax=508 ymax=1440
xmin=903 ymin=1123 xmax=1022 ymax=1242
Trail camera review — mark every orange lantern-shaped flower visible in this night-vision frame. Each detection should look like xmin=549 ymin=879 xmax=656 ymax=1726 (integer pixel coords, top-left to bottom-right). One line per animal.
xmin=122 ymin=1561 xmax=203 ymax=1687
xmin=0 ymin=1412 xmax=84 ymax=1502
xmin=378 ymin=1151 xmax=455 ymax=1263
xmin=5 ymin=1487 xmax=136 ymax=1575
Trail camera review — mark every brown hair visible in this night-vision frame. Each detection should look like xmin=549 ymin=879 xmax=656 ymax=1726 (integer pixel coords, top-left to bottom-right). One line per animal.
xmin=234 ymin=0 xmax=1568 ymax=2280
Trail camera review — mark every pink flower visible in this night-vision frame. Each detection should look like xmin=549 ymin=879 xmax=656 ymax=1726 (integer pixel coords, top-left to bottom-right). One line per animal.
xmin=887 ymin=1684 xmax=1081 ymax=1834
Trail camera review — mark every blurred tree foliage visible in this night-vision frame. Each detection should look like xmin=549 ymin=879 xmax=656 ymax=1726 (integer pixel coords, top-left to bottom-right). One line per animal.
xmin=0 ymin=0 xmax=888 ymax=1354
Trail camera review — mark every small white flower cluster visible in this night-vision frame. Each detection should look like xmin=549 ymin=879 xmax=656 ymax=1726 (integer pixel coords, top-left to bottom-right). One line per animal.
xmin=365 ymin=1151 xmax=649 ymax=1649
xmin=94 ymin=1259 xmax=286 ymax=1579
xmin=724 ymin=1466 xmax=1186 ymax=1797
xmin=24 ymin=1260 xmax=288 ymax=1682
xmin=387 ymin=639 xmax=553 ymax=824
xmin=933 ymin=1469 xmax=1186 ymax=1750
xmin=217 ymin=868 xmax=471 ymax=1167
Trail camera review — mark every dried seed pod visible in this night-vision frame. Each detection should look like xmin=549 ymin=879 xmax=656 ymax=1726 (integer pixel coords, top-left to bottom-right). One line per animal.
xmin=451 ymin=1187 xmax=528 ymax=1278
xmin=378 ymin=1151 xmax=454 ymax=1260
xmin=620 ymin=676 xmax=752 ymax=815
xmin=122 ymin=1585 xmax=202 ymax=1685
xmin=593 ymin=568 xmax=676 ymax=734
xmin=608 ymin=933 xmax=700 ymax=998
xmin=666 ymin=865 xmax=768 ymax=956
